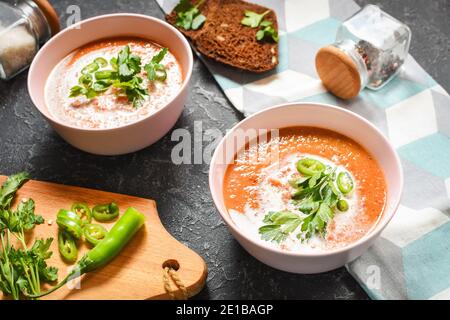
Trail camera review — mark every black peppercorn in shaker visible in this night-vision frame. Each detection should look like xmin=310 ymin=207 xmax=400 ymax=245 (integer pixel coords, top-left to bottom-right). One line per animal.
xmin=316 ymin=5 xmax=411 ymax=100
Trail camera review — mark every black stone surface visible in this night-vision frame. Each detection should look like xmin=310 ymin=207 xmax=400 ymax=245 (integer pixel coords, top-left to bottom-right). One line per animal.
xmin=0 ymin=0 xmax=448 ymax=300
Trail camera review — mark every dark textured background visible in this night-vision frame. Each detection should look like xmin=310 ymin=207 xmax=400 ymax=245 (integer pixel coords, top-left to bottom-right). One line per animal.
xmin=0 ymin=0 xmax=448 ymax=299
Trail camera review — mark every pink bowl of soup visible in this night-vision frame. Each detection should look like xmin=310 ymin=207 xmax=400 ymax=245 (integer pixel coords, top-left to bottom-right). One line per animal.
xmin=209 ymin=102 xmax=403 ymax=274
xmin=28 ymin=14 xmax=193 ymax=155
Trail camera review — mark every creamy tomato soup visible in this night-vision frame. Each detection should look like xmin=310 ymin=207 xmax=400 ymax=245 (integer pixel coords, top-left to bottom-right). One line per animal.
xmin=45 ymin=38 xmax=183 ymax=129
xmin=223 ymin=127 xmax=386 ymax=253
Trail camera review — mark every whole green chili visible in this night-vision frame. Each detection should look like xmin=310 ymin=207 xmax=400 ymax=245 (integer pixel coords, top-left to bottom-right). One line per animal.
xmin=27 ymin=207 xmax=146 ymax=298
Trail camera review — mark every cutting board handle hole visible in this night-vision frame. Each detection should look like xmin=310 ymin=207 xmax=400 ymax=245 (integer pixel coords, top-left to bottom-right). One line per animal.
xmin=163 ymin=259 xmax=180 ymax=271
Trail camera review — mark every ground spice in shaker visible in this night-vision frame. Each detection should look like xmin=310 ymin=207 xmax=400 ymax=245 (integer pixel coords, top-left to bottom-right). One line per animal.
xmin=316 ymin=5 xmax=411 ymax=100
xmin=0 ymin=0 xmax=60 ymax=80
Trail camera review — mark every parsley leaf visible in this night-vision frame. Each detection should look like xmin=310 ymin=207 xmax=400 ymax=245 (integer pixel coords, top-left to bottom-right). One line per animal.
xmin=117 ymin=45 xmax=142 ymax=80
xmin=0 ymin=172 xmax=29 ymax=210
xmin=175 ymin=0 xmax=206 ymax=31
xmin=113 ymin=76 xmax=148 ymax=108
xmin=300 ymin=203 xmax=334 ymax=240
xmin=259 ymin=211 xmax=302 ymax=243
xmin=241 ymin=10 xmax=270 ymax=28
xmin=241 ymin=10 xmax=278 ymax=43
xmin=144 ymin=48 xmax=169 ymax=82
xmin=256 ymin=21 xmax=279 ymax=43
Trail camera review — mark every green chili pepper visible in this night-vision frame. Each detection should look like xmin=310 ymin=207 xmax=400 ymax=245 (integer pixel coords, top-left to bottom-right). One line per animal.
xmin=95 ymin=70 xmax=118 ymax=80
xmin=337 ymin=199 xmax=349 ymax=212
xmin=84 ymin=223 xmax=108 ymax=247
xmin=58 ymin=230 xmax=78 ymax=263
xmin=154 ymin=64 xmax=167 ymax=82
xmin=296 ymin=158 xmax=326 ymax=176
xmin=71 ymin=203 xmax=92 ymax=225
xmin=28 ymin=207 xmax=146 ymax=298
xmin=110 ymin=57 xmax=118 ymax=70
xmin=56 ymin=209 xmax=83 ymax=239
xmin=79 ymin=74 xmax=93 ymax=87
xmin=337 ymin=172 xmax=354 ymax=195
xmin=92 ymin=202 xmax=120 ymax=222
xmin=81 ymin=62 xmax=99 ymax=74
xmin=94 ymin=57 xmax=108 ymax=67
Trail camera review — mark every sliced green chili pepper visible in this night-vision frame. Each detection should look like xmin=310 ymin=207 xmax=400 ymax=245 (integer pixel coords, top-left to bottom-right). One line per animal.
xmin=79 ymin=74 xmax=93 ymax=87
xmin=71 ymin=203 xmax=92 ymax=225
xmin=56 ymin=209 xmax=83 ymax=239
xmin=110 ymin=57 xmax=118 ymax=70
xmin=58 ymin=230 xmax=78 ymax=263
xmin=84 ymin=224 xmax=108 ymax=247
xmin=81 ymin=62 xmax=99 ymax=74
xmin=95 ymin=70 xmax=118 ymax=80
xmin=94 ymin=57 xmax=107 ymax=67
xmin=337 ymin=172 xmax=354 ymax=195
xmin=296 ymin=158 xmax=326 ymax=176
xmin=92 ymin=80 xmax=112 ymax=93
xmin=92 ymin=202 xmax=120 ymax=222
xmin=337 ymin=199 xmax=349 ymax=212
xmin=154 ymin=64 xmax=167 ymax=82
xmin=29 ymin=207 xmax=146 ymax=298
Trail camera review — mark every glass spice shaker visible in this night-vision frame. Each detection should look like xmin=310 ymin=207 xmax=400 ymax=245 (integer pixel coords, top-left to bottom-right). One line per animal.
xmin=0 ymin=0 xmax=60 ymax=80
xmin=315 ymin=5 xmax=412 ymax=100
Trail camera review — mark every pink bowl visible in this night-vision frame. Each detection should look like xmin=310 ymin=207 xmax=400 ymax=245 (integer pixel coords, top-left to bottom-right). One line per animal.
xmin=28 ymin=14 xmax=193 ymax=155
xmin=209 ymin=102 xmax=404 ymax=274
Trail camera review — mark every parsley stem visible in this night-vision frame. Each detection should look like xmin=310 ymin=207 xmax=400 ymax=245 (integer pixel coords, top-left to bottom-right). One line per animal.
xmin=195 ymin=0 xmax=205 ymax=8
xmin=1 ymin=231 xmax=19 ymax=300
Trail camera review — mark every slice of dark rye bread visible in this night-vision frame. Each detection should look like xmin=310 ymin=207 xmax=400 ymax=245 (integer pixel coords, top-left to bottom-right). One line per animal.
xmin=166 ymin=0 xmax=279 ymax=73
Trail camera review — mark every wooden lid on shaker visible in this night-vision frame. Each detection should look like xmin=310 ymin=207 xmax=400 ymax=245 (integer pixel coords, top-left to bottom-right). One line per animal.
xmin=33 ymin=0 xmax=61 ymax=36
xmin=315 ymin=46 xmax=361 ymax=100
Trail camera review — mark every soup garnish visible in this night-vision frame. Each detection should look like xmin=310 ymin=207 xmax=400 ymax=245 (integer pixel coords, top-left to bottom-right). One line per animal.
xmin=69 ymin=45 xmax=168 ymax=108
xmin=46 ymin=38 xmax=183 ymax=129
xmin=259 ymin=158 xmax=354 ymax=243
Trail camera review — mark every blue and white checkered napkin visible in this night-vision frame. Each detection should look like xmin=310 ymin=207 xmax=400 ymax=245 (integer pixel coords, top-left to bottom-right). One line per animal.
xmin=157 ymin=0 xmax=450 ymax=300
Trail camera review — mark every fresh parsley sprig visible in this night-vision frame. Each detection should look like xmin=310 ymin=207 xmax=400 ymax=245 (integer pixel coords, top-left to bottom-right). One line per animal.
xmin=113 ymin=46 xmax=148 ymax=108
xmin=241 ymin=10 xmax=270 ymax=28
xmin=174 ymin=0 xmax=207 ymax=31
xmin=256 ymin=20 xmax=279 ymax=42
xmin=259 ymin=161 xmax=354 ymax=244
xmin=117 ymin=45 xmax=142 ymax=80
xmin=241 ymin=10 xmax=279 ymax=43
xmin=0 ymin=173 xmax=58 ymax=300
xmin=259 ymin=211 xmax=302 ymax=243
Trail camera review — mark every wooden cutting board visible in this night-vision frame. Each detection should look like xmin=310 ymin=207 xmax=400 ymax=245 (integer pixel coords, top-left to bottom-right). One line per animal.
xmin=0 ymin=176 xmax=208 ymax=300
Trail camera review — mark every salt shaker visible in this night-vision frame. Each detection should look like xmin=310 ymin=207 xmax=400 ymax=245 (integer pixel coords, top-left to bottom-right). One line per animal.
xmin=316 ymin=5 xmax=411 ymax=100
xmin=0 ymin=0 xmax=60 ymax=80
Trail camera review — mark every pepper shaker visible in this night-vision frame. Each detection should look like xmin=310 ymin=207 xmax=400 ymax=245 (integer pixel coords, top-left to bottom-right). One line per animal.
xmin=315 ymin=5 xmax=412 ymax=100
xmin=0 ymin=0 xmax=60 ymax=80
